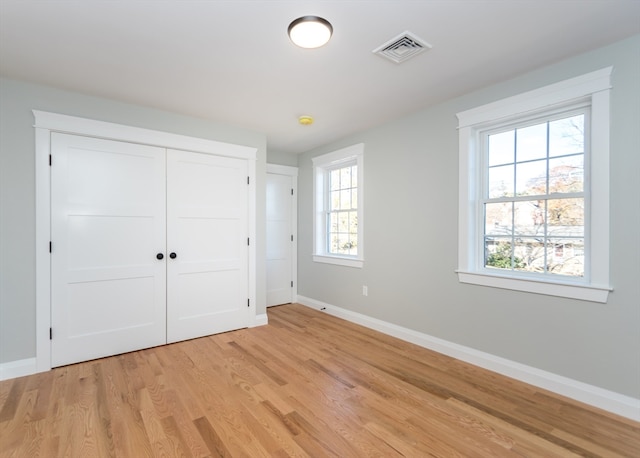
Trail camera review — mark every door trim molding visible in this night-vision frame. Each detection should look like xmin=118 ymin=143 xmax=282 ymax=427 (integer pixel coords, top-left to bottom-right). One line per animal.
xmin=266 ymin=164 xmax=298 ymax=306
xmin=266 ymin=163 xmax=298 ymax=176
xmin=34 ymin=110 xmax=258 ymax=374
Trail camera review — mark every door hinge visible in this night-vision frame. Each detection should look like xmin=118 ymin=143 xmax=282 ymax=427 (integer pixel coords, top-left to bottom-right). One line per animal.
xmin=291 ymin=234 xmax=293 ymax=242
xmin=291 ymin=281 xmax=294 ymax=288
xmin=247 ymin=237 xmax=250 ymax=246
xmin=49 ymin=328 xmax=52 ymax=340
xmin=247 ymin=298 xmax=250 ymax=308
xmin=49 ymin=155 xmax=52 ymax=166
xmin=291 ymin=188 xmax=294 ymax=195
xmin=247 ymin=176 xmax=250 ymax=185
xmin=49 ymin=241 xmax=52 ymax=253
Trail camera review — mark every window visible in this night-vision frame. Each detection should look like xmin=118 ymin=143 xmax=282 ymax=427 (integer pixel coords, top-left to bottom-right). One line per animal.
xmin=456 ymin=68 xmax=612 ymax=302
xmin=483 ymin=109 xmax=587 ymax=277
xmin=313 ymin=144 xmax=364 ymax=268
xmin=327 ymin=164 xmax=358 ymax=256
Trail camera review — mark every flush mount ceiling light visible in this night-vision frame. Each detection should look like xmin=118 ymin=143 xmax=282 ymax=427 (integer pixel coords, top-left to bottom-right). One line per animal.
xmin=288 ymin=16 xmax=333 ymax=48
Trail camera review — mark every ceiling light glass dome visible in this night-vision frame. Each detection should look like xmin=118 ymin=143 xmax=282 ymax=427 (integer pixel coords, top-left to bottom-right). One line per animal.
xmin=288 ymin=16 xmax=333 ymax=49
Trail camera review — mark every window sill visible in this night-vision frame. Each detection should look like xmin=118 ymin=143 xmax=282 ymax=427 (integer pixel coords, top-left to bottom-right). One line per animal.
xmin=456 ymin=270 xmax=611 ymax=303
xmin=314 ymin=255 xmax=363 ymax=268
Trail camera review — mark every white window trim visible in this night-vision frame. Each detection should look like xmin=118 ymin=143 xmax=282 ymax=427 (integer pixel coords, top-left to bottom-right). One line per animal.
xmin=456 ymin=68 xmax=612 ymax=303
xmin=312 ymin=143 xmax=364 ymax=268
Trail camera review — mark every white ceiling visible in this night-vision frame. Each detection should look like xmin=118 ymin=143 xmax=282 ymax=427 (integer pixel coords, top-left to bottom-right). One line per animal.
xmin=1 ymin=1 xmax=639 ymax=154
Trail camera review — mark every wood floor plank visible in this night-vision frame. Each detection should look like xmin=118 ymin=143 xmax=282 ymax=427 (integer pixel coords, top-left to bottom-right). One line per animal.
xmin=0 ymin=378 xmax=25 ymax=423
xmin=235 ymin=387 xmax=311 ymax=457
xmin=102 ymin=355 xmax=153 ymax=458
xmin=445 ymin=397 xmax=584 ymax=458
xmin=1 ymin=303 xmax=639 ymax=457
xmin=193 ymin=415 xmax=233 ymax=457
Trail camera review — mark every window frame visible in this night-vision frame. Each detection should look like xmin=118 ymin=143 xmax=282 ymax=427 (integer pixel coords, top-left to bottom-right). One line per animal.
xmin=456 ymin=68 xmax=612 ymax=303
xmin=479 ymin=104 xmax=589 ymax=278
xmin=312 ymin=143 xmax=364 ymax=268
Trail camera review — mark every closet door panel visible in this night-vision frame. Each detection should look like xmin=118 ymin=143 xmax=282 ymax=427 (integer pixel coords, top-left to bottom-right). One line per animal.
xmin=51 ymin=133 xmax=167 ymax=367
xmin=266 ymin=172 xmax=295 ymax=306
xmin=166 ymin=149 xmax=249 ymax=343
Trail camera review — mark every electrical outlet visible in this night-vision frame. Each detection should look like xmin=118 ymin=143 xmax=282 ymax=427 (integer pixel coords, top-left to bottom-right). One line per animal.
xmin=362 ymin=285 xmax=368 ymax=296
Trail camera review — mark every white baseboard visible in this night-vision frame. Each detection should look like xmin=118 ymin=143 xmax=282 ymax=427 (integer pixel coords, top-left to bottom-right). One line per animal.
xmin=0 ymin=358 xmax=37 ymax=381
xmin=251 ymin=313 xmax=269 ymax=327
xmin=296 ymin=295 xmax=640 ymax=422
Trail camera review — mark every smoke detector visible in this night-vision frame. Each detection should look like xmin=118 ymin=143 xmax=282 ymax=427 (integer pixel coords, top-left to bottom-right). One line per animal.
xmin=299 ymin=115 xmax=314 ymax=125
xmin=373 ymin=31 xmax=432 ymax=64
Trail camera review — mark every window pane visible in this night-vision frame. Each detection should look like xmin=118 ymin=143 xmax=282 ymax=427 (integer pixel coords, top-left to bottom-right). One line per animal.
xmin=340 ymin=167 xmax=352 ymax=189
xmin=330 ymin=190 xmax=340 ymax=210
xmin=549 ymin=115 xmax=584 ymax=157
xmin=513 ymin=238 xmax=545 ymax=273
xmin=516 ymin=123 xmax=547 ymax=162
xmin=488 ymin=130 xmax=514 ymax=166
xmin=351 ymin=165 xmax=358 ymax=187
xmin=514 ymin=200 xmax=545 ymax=236
xmin=340 ymin=189 xmax=351 ymax=210
xmin=338 ymin=212 xmax=349 ymax=232
xmin=337 ymin=234 xmax=350 ymax=255
xmin=488 ymin=164 xmax=514 ymax=198
xmin=549 ymin=155 xmax=584 ymax=193
xmin=329 ymin=212 xmax=338 ymax=232
xmin=485 ymin=202 xmax=512 ymax=235
xmin=348 ymin=234 xmax=358 ymax=255
xmin=330 ymin=169 xmax=341 ymax=191
xmin=349 ymin=210 xmax=357 ymax=233
xmin=547 ymin=198 xmax=584 ymax=236
xmin=546 ymin=239 xmax=584 ymax=277
xmin=351 ymin=188 xmax=358 ymax=209
xmin=515 ymin=159 xmax=547 ymax=196
xmin=329 ymin=234 xmax=339 ymax=253
xmin=484 ymin=237 xmax=514 ymax=270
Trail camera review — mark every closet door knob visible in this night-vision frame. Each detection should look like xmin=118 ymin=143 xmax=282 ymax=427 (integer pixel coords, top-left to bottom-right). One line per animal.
xmin=156 ymin=253 xmax=164 ymax=260
xmin=169 ymin=252 xmax=177 ymax=259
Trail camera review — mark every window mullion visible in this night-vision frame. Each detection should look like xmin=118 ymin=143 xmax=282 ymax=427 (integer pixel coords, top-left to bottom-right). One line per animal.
xmin=485 ymin=192 xmax=584 ymax=204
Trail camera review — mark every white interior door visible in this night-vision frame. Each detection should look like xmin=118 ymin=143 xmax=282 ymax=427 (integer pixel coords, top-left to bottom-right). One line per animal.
xmin=166 ymin=149 xmax=249 ymax=343
xmin=266 ymin=170 xmax=295 ymax=306
xmin=51 ymin=133 xmax=167 ymax=367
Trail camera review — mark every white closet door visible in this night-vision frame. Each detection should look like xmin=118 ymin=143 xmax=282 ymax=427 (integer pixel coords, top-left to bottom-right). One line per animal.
xmin=266 ymin=172 xmax=294 ymax=306
xmin=51 ymin=133 xmax=167 ymax=367
xmin=166 ymin=149 xmax=249 ymax=343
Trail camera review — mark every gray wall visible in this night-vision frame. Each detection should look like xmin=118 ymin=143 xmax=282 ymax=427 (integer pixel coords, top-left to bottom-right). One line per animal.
xmin=297 ymin=35 xmax=640 ymax=399
xmin=0 ymin=78 xmax=267 ymax=364
xmin=267 ymin=150 xmax=299 ymax=167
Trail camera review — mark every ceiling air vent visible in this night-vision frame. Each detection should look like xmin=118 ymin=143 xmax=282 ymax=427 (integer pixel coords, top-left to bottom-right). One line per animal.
xmin=373 ymin=31 xmax=432 ymax=64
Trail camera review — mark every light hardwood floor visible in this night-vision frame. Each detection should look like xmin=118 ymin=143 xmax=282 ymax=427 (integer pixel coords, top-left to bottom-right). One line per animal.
xmin=1 ymin=303 xmax=638 ymax=457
